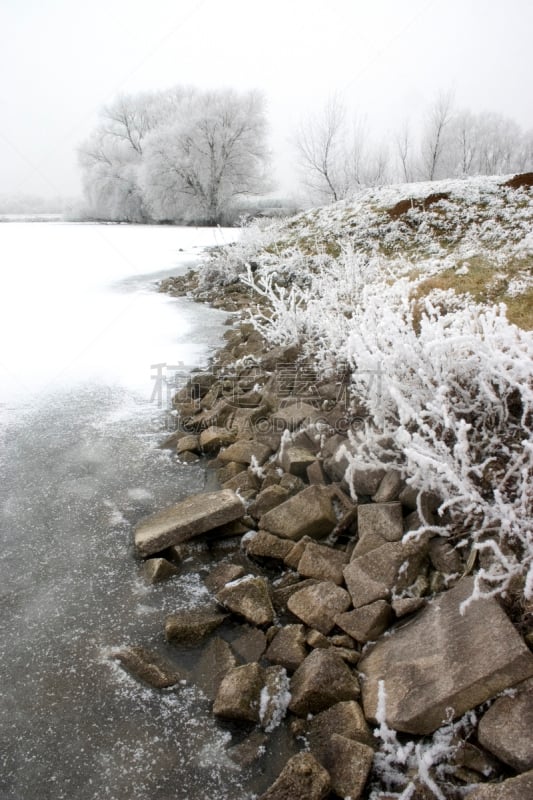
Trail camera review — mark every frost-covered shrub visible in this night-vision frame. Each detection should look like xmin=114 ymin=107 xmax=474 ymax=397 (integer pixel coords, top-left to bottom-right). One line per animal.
xmin=235 ymin=217 xmax=533 ymax=607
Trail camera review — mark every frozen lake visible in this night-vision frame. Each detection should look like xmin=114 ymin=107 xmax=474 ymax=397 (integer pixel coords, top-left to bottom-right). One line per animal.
xmin=0 ymin=221 xmax=259 ymax=799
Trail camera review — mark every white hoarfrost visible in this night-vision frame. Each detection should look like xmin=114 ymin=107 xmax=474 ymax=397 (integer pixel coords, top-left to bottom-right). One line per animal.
xmin=205 ymin=175 xmax=533 ymax=608
xmin=259 ymin=668 xmax=291 ymax=733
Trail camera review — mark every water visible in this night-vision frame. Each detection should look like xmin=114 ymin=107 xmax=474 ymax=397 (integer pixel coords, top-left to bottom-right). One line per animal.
xmin=0 ymin=222 xmax=257 ymax=800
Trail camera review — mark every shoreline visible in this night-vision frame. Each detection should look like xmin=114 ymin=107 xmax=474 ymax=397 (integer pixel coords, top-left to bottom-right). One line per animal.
xmin=123 ymin=226 xmax=533 ymax=798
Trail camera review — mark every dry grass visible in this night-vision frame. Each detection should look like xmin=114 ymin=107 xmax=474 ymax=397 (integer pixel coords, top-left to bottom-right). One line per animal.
xmin=412 ymin=255 xmax=533 ymax=330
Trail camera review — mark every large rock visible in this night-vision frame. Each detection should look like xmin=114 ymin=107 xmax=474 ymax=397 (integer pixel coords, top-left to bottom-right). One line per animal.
xmin=271 ymin=577 xmax=318 ymax=614
xmin=259 ymin=752 xmax=330 ymax=800
xmin=270 ymin=402 xmax=319 ymax=431
xmin=464 ymin=770 xmax=533 ymax=799
xmin=297 ymin=540 xmax=349 ymax=585
xmin=359 ymin=578 xmax=533 ymax=734
xmin=265 ymin=624 xmax=308 ymax=672
xmin=287 ymin=581 xmax=351 ymax=635
xmin=260 ymin=486 xmax=337 ymax=541
xmin=213 ymin=662 xmax=263 ymax=722
xmin=165 ymin=608 xmax=227 ymax=645
xmin=477 ymin=679 xmax=533 ymax=772
xmin=243 ymin=530 xmax=293 ymax=561
xmin=308 ymin=700 xmax=375 ymax=758
xmin=343 ymin=538 xmax=428 ymax=607
xmin=203 ymin=562 xmax=245 ymax=593
xmin=320 ymin=734 xmax=374 ymax=800
xmin=289 ymin=648 xmax=360 ymax=716
xmin=199 ymin=425 xmax=237 ymax=453
xmin=280 ymin=445 xmax=317 ymax=478
xmin=135 ymin=490 xmax=245 ymax=556
xmin=231 ymin=625 xmax=267 ymax=663
xmin=216 ymin=575 xmax=275 ymax=627
xmin=357 ymin=502 xmax=404 ymax=542
xmin=196 ymin=636 xmax=237 ymax=700
xmin=335 ymin=600 xmax=393 ymax=644
xmin=248 ymin=485 xmax=289 ymax=520
xmin=218 ymin=439 xmax=273 ymax=465
xmin=111 ymin=646 xmax=183 ymax=688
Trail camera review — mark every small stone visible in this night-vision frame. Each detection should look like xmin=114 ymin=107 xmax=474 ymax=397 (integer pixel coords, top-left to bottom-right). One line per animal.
xmin=335 ymin=600 xmax=393 ymax=643
xmin=260 ymin=486 xmax=337 ymax=541
xmin=143 ymin=557 xmax=179 ymax=584
xmin=329 ymin=634 xmax=355 ymax=648
xmin=297 ymin=540 xmax=349 ymax=585
xmin=165 ymin=608 xmax=227 ymax=645
xmin=477 ymin=678 xmax=533 ymax=772
xmin=321 ymin=734 xmax=374 ymax=799
xmin=227 ymin=731 xmax=268 ymax=768
xmin=216 ymin=575 xmax=275 ymax=627
xmin=392 ymin=596 xmax=426 ymax=617
xmin=288 ymin=581 xmax=352 ymax=635
xmin=111 ymin=646 xmax=183 ymax=689
xmin=213 ymin=662 xmax=264 ymax=722
xmin=232 ymin=626 xmax=267 ymax=663
xmin=334 ymin=647 xmax=361 ymax=666
xmin=248 ymin=485 xmax=289 ymax=520
xmin=289 ymin=648 xmax=360 ymax=716
xmin=258 ymin=752 xmax=330 ymax=800
xmin=307 ymin=629 xmax=331 ymax=649
xmin=203 ymin=563 xmax=245 ymax=593
xmin=357 ymin=502 xmax=404 ymax=542
xmin=218 ymin=439 xmax=273 ymax=466
xmin=265 ymin=624 xmax=308 ymax=672
xmin=243 ymin=530 xmax=293 ymax=561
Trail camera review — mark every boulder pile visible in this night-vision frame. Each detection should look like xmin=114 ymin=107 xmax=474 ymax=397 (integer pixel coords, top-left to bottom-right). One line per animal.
xmin=120 ymin=318 xmax=533 ymax=800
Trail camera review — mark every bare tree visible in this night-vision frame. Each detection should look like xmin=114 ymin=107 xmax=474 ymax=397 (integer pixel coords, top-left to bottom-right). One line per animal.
xmin=394 ymin=122 xmax=414 ymax=182
xmin=421 ymin=90 xmax=455 ymax=181
xmin=294 ymin=95 xmax=351 ymax=203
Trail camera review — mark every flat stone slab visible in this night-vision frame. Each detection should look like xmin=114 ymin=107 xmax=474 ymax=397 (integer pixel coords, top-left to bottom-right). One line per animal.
xmin=477 ymin=678 xmax=533 ymax=772
xmin=134 ymin=489 xmax=245 ymax=556
xmin=359 ymin=578 xmax=533 ymax=734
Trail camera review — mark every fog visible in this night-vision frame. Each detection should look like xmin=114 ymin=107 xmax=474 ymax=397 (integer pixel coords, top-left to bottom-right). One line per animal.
xmin=1 ymin=0 xmax=532 ymax=201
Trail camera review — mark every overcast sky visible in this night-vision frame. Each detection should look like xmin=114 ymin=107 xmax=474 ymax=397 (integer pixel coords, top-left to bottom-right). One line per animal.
xmin=1 ymin=0 xmax=532 ymax=200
